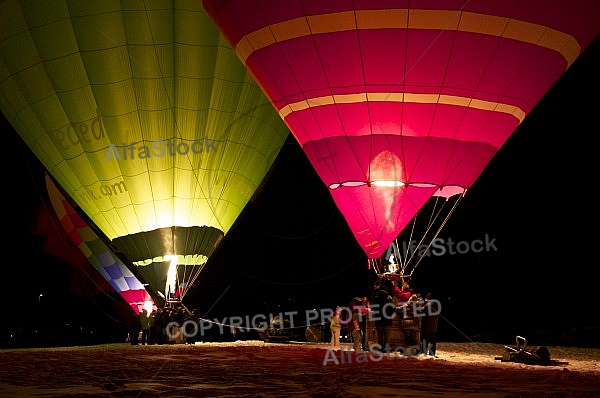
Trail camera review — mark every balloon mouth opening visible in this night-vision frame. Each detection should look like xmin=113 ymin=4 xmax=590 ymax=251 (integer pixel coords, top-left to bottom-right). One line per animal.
xmin=132 ymin=254 xmax=208 ymax=267
xmin=329 ymin=180 xmax=405 ymax=189
xmin=328 ymin=181 xmax=467 ymax=198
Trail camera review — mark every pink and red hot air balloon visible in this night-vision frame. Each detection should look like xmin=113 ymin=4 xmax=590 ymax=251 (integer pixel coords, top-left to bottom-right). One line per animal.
xmin=201 ymin=0 xmax=600 ymax=265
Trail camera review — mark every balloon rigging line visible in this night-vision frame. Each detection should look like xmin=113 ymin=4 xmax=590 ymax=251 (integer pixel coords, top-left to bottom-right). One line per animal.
xmin=179 ymin=263 xmax=207 ymax=300
xmin=390 ymin=194 xmax=462 ymax=278
xmin=404 ymin=198 xmax=453 ymax=275
xmin=370 ymin=258 xmax=382 ymax=275
xmin=399 ymin=196 xmax=443 ymax=275
xmin=398 ymin=214 xmax=418 ymax=273
xmin=408 ymin=195 xmax=464 ymax=277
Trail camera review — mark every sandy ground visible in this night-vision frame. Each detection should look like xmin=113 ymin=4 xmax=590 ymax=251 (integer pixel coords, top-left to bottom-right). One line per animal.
xmin=1 ymin=341 xmax=599 ymax=397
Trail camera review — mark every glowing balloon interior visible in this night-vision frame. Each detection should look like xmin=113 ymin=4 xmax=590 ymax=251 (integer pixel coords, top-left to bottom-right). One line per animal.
xmin=0 ymin=1 xmax=289 ymax=300
xmin=202 ymin=0 xmax=600 ymax=258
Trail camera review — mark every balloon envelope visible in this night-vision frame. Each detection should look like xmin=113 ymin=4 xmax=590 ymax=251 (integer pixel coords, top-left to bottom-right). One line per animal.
xmin=0 ymin=1 xmax=289 ymax=299
xmin=202 ymin=0 xmax=600 ymax=258
xmin=46 ymin=174 xmax=155 ymax=315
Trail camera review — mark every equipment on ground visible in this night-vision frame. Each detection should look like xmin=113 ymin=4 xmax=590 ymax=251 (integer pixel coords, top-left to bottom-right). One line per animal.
xmin=259 ymin=316 xmax=302 ymax=343
xmin=495 ymin=336 xmax=568 ymax=366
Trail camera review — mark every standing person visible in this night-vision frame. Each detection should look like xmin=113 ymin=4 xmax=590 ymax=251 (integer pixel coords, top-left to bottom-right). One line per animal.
xmin=129 ymin=311 xmax=142 ymax=346
xmin=147 ymin=310 xmax=157 ymax=344
xmin=152 ymin=308 xmax=166 ymax=345
xmin=421 ymin=291 xmax=440 ymax=356
xmin=389 ymin=280 xmax=400 ymax=305
xmin=393 ymin=281 xmax=413 ymax=304
xmin=372 ymin=274 xmax=393 ymax=295
xmin=372 ymin=288 xmax=394 ymax=353
xmin=347 ymin=297 xmax=368 ymax=351
xmin=185 ymin=309 xmax=200 ymax=345
xmin=329 ymin=306 xmax=342 ymax=349
xmin=400 ymin=294 xmax=422 ymax=356
xmin=360 ymin=296 xmax=370 ymax=351
xmin=139 ymin=309 xmax=151 ymax=345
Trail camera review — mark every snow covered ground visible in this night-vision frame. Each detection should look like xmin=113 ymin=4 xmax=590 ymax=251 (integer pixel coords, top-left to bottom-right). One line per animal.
xmin=1 ymin=341 xmax=599 ymax=397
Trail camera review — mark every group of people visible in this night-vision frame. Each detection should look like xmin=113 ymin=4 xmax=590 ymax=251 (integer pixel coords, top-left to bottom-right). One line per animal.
xmin=128 ymin=306 xmax=198 ymax=345
xmin=329 ymin=275 xmax=440 ymax=356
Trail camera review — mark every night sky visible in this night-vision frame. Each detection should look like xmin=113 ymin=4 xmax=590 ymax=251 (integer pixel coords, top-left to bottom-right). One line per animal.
xmin=3 ymin=35 xmax=599 ymax=348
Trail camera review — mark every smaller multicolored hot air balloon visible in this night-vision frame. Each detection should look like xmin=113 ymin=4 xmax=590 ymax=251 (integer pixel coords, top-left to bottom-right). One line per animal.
xmin=46 ymin=174 xmax=155 ymax=315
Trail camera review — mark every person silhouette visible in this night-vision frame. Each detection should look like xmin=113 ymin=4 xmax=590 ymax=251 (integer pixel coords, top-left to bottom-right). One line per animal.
xmin=421 ymin=291 xmax=440 ymax=356
xmin=329 ymin=306 xmax=342 ymax=349
xmin=139 ymin=309 xmax=151 ymax=345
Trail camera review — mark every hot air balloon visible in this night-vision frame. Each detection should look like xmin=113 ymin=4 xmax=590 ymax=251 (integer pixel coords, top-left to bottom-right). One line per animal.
xmin=201 ymin=0 xmax=600 ymax=272
xmin=0 ymin=0 xmax=289 ymax=306
xmin=46 ymin=173 xmax=155 ymax=315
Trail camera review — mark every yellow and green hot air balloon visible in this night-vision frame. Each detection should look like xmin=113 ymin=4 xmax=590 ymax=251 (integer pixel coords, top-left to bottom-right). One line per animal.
xmin=0 ymin=0 xmax=289 ymax=305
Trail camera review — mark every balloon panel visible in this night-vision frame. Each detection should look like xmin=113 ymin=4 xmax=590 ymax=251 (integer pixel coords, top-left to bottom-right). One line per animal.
xmin=0 ymin=0 xmax=289 ymax=282
xmin=202 ymin=0 xmax=600 ymax=258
